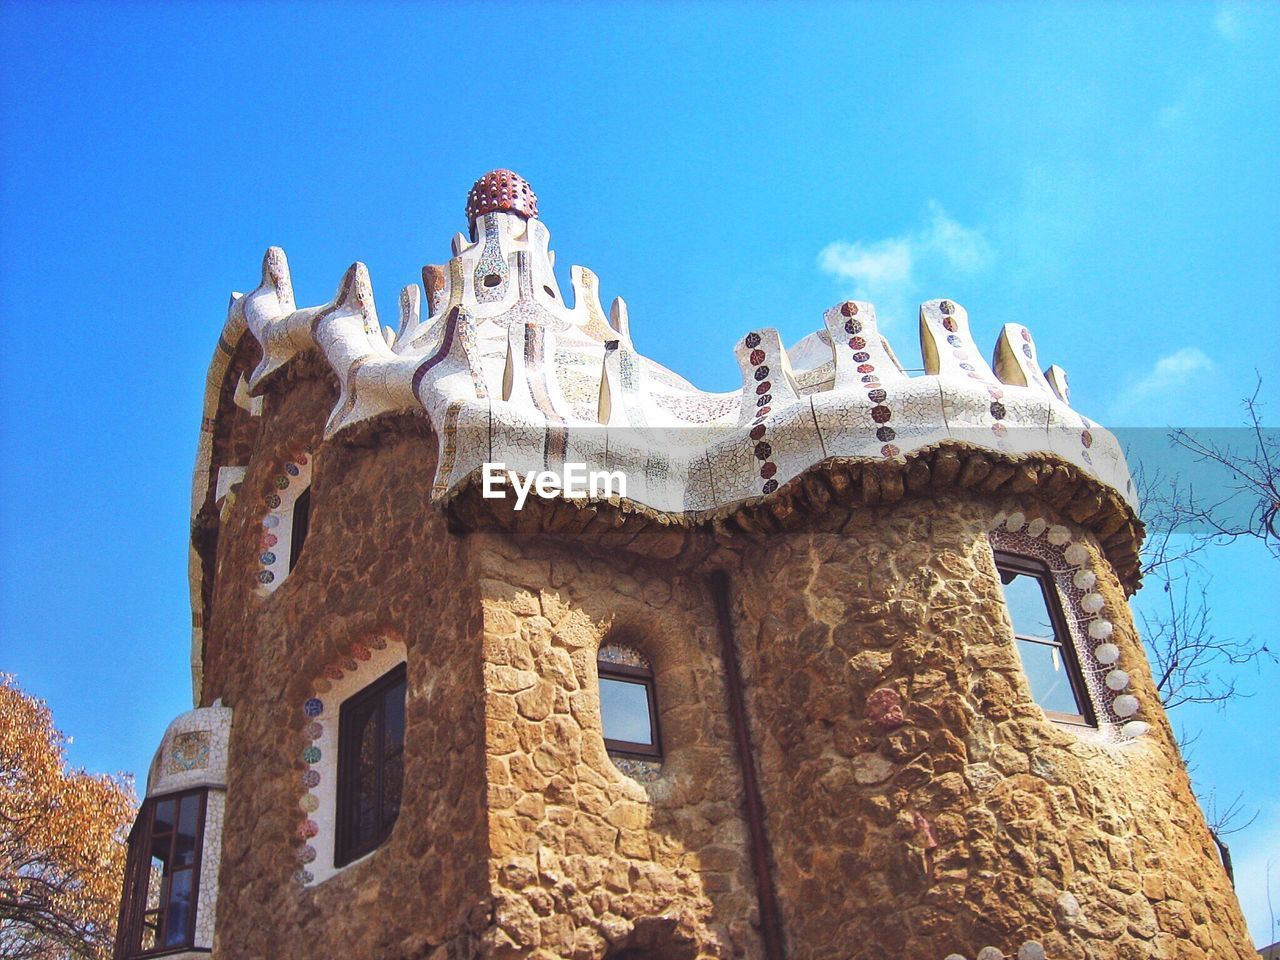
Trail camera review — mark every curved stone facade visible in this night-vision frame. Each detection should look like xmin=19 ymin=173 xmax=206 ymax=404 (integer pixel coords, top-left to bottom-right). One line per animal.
xmin=121 ymin=173 xmax=1253 ymax=959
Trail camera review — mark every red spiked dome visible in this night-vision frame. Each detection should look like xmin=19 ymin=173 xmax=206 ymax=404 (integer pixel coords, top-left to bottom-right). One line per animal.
xmin=465 ymin=170 xmax=539 ymax=223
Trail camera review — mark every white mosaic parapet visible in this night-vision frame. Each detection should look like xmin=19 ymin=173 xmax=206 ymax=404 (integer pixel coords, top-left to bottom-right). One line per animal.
xmin=217 ymin=202 xmax=1137 ymax=524
xmin=146 ymin=703 xmax=233 ymax=797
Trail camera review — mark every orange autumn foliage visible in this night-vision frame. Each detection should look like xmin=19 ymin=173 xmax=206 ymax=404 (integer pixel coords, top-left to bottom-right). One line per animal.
xmin=0 ymin=674 xmax=136 ymax=959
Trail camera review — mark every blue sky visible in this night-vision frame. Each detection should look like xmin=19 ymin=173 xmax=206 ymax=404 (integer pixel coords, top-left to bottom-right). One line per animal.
xmin=1 ymin=0 xmax=1276 ymax=944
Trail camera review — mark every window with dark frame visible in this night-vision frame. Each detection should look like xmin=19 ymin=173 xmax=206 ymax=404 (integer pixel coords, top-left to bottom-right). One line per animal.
xmin=597 ymin=657 xmax=662 ymax=759
xmin=995 ymin=551 xmax=1095 ymax=726
xmin=335 ymin=663 xmax=406 ymax=868
xmin=114 ymin=789 xmax=206 ymax=959
xmin=288 ymin=487 xmax=311 ymax=571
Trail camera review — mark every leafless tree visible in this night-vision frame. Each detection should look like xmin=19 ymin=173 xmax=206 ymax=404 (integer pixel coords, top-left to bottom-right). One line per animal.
xmin=1135 ymin=379 xmax=1277 ymax=708
xmin=1131 ymin=379 xmax=1277 ymax=885
xmin=1165 ymin=382 xmax=1280 ymax=559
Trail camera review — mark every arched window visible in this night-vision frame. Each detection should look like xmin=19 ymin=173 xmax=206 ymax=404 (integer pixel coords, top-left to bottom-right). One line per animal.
xmin=995 ymin=551 xmax=1094 ymax=725
xmin=989 ymin=512 xmax=1149 ymax=741
xmin=335 ymin=663 xmax=407 ymax=867
xmin=597 ymin=644 xmax=661 ymax=760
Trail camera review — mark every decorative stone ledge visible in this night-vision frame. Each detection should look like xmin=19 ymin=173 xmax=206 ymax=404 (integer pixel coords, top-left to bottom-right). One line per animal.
xmin=442 ymin=444 xmax=1144 ymax=594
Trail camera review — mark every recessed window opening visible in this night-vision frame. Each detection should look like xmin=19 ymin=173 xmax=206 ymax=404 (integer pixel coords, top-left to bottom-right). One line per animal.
xmin=482 ymin=273 xmax=502 ymax=288
xmin=542 ymin=285 xmax=556 ymax=299
xmin=335 ymin=663 xmax=407 ymax=867
xmin=117 ymin=789 xmax=206 ymax=957
xmin=995 ymin=551 xmax=1094 ymax=726
xmin=289 ymin=487 xmax=311 ymax=571
xmin=597 ymin=644 xmax=661 ymax=759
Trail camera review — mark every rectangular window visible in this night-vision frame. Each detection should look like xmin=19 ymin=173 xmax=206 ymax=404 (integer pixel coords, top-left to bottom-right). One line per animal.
xmin=995 ymin=552 xmax=1094 ymax=726
xmin=335 ymin=663 xmax=407 ymax=867
xmin=115 ymin=789 xmax=206 ymax=958
xmin=598 ymin=661 xmax=662 ymax=759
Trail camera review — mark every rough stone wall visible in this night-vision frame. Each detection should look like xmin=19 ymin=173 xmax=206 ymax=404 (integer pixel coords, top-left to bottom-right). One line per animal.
xmin=195 ymin=353 xmax=1251 ymax=958
xmin=732 ymin=493 xmax=1254 ymax=959
xmin=473 ymin=534 xmax=761 ymax=959
xmin=202 ymin=368 xmax=490 ymax=959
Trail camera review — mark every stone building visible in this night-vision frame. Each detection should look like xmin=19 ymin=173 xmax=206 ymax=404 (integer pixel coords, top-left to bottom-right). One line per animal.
xmin=115 ymin=171 xmax=1255 ymax=959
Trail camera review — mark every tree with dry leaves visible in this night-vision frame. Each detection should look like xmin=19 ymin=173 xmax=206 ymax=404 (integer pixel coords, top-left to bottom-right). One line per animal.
xmin=0 ymin=674 xmax=136 ymax=960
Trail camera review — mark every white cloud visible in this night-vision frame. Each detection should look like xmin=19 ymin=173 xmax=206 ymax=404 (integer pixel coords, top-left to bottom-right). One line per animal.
xmin=818 ymin=237 xmax=912 ymax=288
xmin=1123 ymin=347 xmax=1215 ymax=404
xmin=1215 ymin=3 xmax=1244 ymax=40
xmin=817 ymin=202 xmax=990 ymax=327
xmin=924 ymin=201 xmax=990 ymax=272
xmin=1156 ymin=102 xmax=1188 ymax=129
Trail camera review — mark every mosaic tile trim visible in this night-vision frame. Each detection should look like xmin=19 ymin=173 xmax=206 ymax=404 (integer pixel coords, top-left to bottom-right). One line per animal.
xmin=941 ymin=939 xmax=1049 ymax=960
xmin=611 ymin=755 xmax=662 ymax=783
xmin=923 ymin=299 xmax=1013 ymax=450
xmin=431 ymin=401 xmax=464 ymax=499
xmin=492 ymin=251 xmax=569 ymax=333
xmin=554 ymin=349 xmax=601 ymax=421
xmin=214 ymin=189 xmax=1140 ymax=594
xmin=989 ymin=512 xmax=1148 ymax=741
xmin=294 ymin=635 xmax=404 ymax=886
xmin=617 ymin=346 xmax=646 ymax=429
xmin=254 ymin=451 xmax=313 ymax=595
xmin=1044 ymin=364 xmax=1070 ymax=403
xmin=166 ymin=730 xmax=211 ymax=774
xmin=823 ymin=301 xmax=907 ymax=459
xmin=993 ymin=322 xmax=1055 ymax=398
xmin=193 ymin=789 xmax=226 ymax=948
xmin=575 ymin=267 xmax=615 ymax=342
xmin=414 ymin=304 xmax=488 ymax=401
xmin=149 ymin=704 xmax=232 ymax=798
xmin=473 ymin=213 xmax=509 ymax=304
xmin=737 ymin=331 xmax=785 ymax=495
xmin=523 ymin=324 xmax=568 ymax=466
xmin=598 ymin=643 xmax=652 ymax=671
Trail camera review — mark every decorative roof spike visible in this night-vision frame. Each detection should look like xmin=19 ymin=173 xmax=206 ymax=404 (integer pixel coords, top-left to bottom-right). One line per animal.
xmin=421 ymin=265 xmax=446 ymax=315
xmin=1045 ymin=364 xmax=1071 ymax=403
xmin=993 ymin=322 xmax=1054 ymax=397
xmin=466 ymin=169 xmax=539 ymax=224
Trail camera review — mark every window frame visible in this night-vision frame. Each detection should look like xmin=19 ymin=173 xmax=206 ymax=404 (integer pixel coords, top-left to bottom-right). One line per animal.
xmin=597 ymin=659 xmax=663 ymax=760
xmin=334 ymin=662 xmax=407 ymax=868
xmin=114 ymin=788 xmax=207 ymax=959
xmin=994 ymin=550 xmax=1096 ymax=727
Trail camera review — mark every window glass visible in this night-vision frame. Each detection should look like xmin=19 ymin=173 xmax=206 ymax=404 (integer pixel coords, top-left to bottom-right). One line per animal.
xmin=337 ymin=663 xmax=406 ymax=866
xmin=1000 ymin=570 xmax=1055 ymax=640
xmin=1015 ymin=639 xmax=1085 ymax=717
xmin=384 ymin=677 xmax=406 ymax=750
xmin=289 ymin=487 xmax=311 ymax=570
xmin=597 ymin=644 xmax=661 ymax=760
xmin=996 ymin=553 xmax=1093 ymax=725
xmin=163 ymin=870 xmax=194 ymax=946
xmin=152 ymin=798 xmax=175 ymax=836
xmin=117 ymin=789 xmax=205 ymax=958
xmin=175 ymin=795 xmax=199 ymax=866
xmin=600 ymin=677 xmax=654 ymax=745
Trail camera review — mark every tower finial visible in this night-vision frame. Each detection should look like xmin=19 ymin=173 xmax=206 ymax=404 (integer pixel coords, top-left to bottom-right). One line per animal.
xmin=465 ymin=169 xmax=538 ymax=224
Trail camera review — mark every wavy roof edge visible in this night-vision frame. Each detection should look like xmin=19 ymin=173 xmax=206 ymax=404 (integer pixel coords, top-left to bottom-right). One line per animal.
xmin=186 ymin=185 xmax=1146 ymax=700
